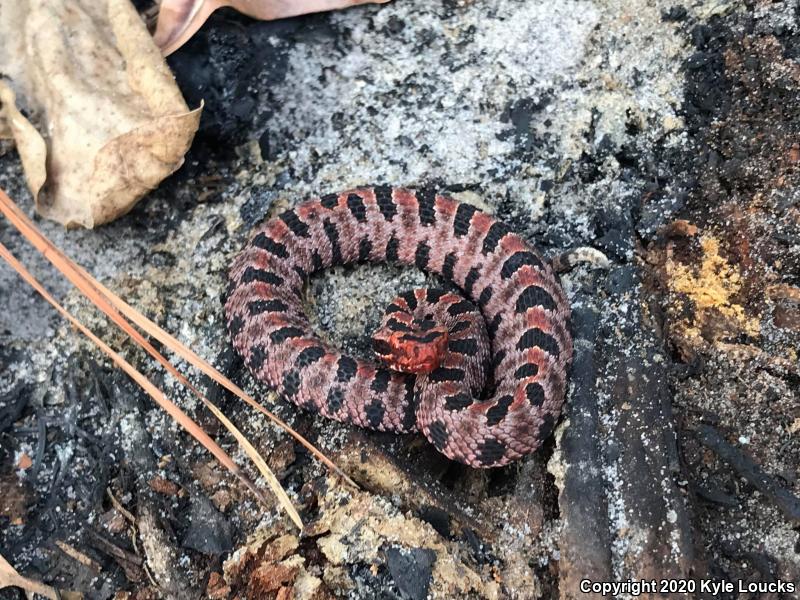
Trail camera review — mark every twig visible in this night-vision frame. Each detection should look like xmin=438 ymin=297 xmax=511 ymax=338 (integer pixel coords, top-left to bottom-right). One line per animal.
xmin=87 ymin=529 xmax=143 ymax=566
xmin=54 ymin=540 xmax=102 ymax=573
xmin=696 ymin=424 xmax=800 ymax=525
xmin=106 ymin=488 xmax=136 ymax=524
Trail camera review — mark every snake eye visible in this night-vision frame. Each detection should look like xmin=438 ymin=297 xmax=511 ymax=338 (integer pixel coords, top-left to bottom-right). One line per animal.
xmin=372 ymin=338 xmax=392 ymax=357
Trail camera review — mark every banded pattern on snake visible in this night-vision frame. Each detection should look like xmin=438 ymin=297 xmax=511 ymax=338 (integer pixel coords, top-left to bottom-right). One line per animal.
xmin=224 ymin=186 xmax=572 ymax=467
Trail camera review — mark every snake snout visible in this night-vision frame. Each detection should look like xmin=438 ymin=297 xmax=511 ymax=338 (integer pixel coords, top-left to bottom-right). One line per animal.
xmin=372 ymin=326 xmax=449 ymax=374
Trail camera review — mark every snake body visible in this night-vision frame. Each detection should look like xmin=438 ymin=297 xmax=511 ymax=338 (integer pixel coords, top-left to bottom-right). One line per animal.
xmin=224 ymin=187 xmax=572 ymax=467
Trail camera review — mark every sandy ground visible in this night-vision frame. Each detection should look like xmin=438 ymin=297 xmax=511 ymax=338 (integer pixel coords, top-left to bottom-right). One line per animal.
xmin=1 ymin=1 xmax=799 ymax=598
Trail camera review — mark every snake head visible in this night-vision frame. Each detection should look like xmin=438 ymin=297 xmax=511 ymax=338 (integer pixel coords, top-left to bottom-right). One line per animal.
xmin=372 ymin=326 xmax=449 ymax=375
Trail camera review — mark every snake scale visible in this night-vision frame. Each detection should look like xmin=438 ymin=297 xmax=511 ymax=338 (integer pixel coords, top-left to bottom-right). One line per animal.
xmin=224 ymin=186 xmax=572 ymax=468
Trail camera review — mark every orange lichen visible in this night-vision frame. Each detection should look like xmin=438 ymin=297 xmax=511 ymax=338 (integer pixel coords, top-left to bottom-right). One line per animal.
xmin=666 ymin=234 xmax=761 ymax=340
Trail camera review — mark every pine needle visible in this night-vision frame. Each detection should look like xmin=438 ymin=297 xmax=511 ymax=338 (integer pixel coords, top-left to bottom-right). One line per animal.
xmin=0 ymin=241 xmax=277 ymax=517
xmin=0 ymin=188 xmax=357 ymax=490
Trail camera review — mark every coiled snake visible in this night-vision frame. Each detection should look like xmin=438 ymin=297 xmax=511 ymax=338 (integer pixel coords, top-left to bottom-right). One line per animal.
xmin=224 ymin=186 xmax=572 ymax=468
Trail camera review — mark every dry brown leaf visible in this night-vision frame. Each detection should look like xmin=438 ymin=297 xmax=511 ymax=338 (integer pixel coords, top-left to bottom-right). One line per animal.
xmin=155 ymin=0 xmax=392 ymax=55
xmin=0 ymin=0 xmax=201 ymax=228
xmin=0 ymin=84 xmax=47 ymax=189
xmin=0 ymin=107 xmax=12 ymax=140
